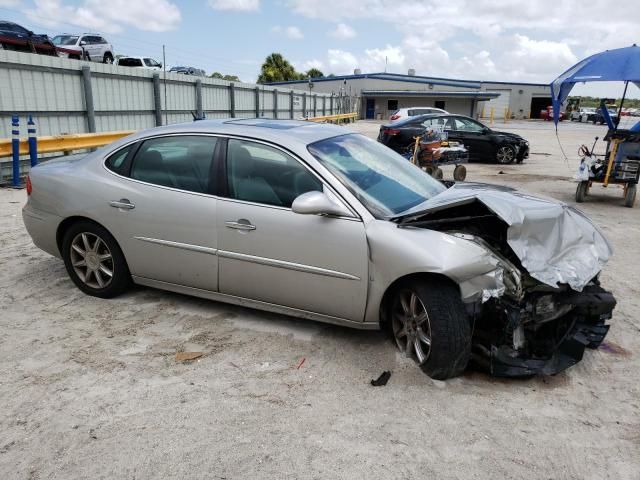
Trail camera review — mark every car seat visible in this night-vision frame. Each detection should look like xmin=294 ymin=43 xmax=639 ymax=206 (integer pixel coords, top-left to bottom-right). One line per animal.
xmin=228 ymin=145 xmax=282 ymax=205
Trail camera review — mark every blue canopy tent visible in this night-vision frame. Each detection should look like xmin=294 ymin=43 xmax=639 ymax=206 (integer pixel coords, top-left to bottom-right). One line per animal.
xmin=550 ymin=44 xmax=640 ymax=127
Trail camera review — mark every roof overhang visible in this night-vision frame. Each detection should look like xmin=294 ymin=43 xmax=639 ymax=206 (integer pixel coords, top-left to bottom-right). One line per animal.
xmin=361 ymin=90 xmax=500 ymax=100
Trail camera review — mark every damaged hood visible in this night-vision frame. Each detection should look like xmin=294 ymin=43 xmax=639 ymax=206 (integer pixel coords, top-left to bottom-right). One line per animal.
xmin=395 ymin=182 xmax=612 ymax=291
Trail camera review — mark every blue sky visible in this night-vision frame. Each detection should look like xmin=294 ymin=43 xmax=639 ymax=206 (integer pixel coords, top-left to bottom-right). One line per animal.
xmin=1 ymin=0 xmax=638 ymax=98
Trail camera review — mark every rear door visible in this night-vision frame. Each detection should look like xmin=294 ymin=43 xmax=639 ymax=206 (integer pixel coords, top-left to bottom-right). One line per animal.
xmin=98 ymin=134 xmax=221 ymax=291
xmin=216 ymin=137 xmax=369 ymax=322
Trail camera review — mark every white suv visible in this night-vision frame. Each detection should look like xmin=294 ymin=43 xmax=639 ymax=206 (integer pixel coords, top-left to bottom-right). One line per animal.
xmin=53 ymin=34 xmax=114 ymax=63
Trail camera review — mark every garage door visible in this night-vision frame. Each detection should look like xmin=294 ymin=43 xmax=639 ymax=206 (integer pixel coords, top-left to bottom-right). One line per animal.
xmin=480 ymin=90 xmax=511 ymax=119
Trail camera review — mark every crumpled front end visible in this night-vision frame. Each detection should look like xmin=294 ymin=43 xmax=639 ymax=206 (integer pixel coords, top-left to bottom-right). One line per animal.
xmin=393 ymin=182 xmax=617 ymax=376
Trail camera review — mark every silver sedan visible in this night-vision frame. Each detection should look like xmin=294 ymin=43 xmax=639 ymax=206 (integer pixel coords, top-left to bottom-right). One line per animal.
xmin=23 ymin=119 xmax=616 ymax=379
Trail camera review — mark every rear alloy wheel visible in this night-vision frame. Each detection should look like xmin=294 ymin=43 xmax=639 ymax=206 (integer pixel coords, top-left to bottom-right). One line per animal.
xmin=453 ymin=164 xmax=467 ymax=181
xmin=496 ymin=145 xmax=516 ymax=164
xmin=62 ymin=221 xmax=130 ymax=298
xmin=625 ymin=184 xmax=637 ymax=208
xmin=576 ymin=181 xmax=589 ymax=203
xmin=390 ymin=280 xmax=471 ymax=380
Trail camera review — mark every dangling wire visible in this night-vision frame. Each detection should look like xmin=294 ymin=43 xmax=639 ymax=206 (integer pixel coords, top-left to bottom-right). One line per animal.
xmin=554 ymin=123 xmax=573 ymax=171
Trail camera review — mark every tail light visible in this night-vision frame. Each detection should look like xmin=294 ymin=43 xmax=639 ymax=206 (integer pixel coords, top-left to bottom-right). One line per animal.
xmin=390 ymin=114 xmax=400 ymax=120
xmin=26 ymin=175 xmax=32 ymax=195
xmin=384 ymin=128 xmax=400 ymax=135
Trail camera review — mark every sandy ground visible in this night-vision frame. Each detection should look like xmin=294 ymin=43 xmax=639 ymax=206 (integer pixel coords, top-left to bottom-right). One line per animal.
xmin=1 ymin=119 xmax=639 ymax=479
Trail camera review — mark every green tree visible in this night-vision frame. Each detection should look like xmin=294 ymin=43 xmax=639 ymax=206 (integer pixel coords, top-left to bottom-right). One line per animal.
xmin=210 ymin=72 xmax=224 ymax=79
xmin=306 ymin=68 xmax=324 ymax=79
xmin=223 ymin=74 xmax=240 ymax=81
xmin=257 ymin=53 xmax=299 ymax=83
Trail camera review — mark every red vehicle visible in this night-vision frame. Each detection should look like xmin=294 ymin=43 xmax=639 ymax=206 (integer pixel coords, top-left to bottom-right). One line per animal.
xmin=0 ymin=21 xmax=57 ymax=56
xmin=541 ymin=106 xmax=564 ymax=121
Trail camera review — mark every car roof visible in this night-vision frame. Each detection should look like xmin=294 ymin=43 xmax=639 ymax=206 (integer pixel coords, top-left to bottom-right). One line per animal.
xmin=107 ymin=119 xmax=353 ymax=155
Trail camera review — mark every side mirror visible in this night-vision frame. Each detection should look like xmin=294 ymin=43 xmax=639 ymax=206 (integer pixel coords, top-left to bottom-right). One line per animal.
xmin=292 ymin=191 xmax=352 ymax=217
xmin=80 ymin=41 xmax=87 ymax=46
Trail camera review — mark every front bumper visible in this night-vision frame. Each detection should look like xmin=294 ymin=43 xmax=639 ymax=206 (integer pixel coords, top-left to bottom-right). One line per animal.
xmin=474 ymin=284 xmax=616 ymax=377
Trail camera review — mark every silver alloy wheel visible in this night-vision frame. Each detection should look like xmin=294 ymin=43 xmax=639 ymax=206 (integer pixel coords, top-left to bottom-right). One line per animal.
xmin=70 ymin=232 xmax=114 ymax=289
xmin=496 ymin=145 xmax=515 ymax=164
xmin=392 ymin=289 xmax=432 ymax=365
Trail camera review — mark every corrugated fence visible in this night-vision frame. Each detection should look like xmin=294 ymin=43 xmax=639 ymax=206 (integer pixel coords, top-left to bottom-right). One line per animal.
xmin=0 ymin=50 xmax=338 ymax=178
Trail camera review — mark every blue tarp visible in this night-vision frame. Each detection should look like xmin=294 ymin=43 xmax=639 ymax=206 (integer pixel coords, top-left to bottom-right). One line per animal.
xmin=550 ymin=45 xmax=640 ymax=125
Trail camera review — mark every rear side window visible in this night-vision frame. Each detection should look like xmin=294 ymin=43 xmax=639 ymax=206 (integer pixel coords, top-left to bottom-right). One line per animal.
xmin=130 ymin=136 xmax=218 ymax=194
xmin=119 ymin=58 xmax=143 ymax=67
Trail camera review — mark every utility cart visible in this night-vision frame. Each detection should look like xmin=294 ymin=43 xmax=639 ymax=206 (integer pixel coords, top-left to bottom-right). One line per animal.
xmin=550 ymin=44 xmax=640 ymax=207
xmin=402 ymin=128 xmax=469 ymax=181
xmin=576 ymin=128 xmax=640 ymax=207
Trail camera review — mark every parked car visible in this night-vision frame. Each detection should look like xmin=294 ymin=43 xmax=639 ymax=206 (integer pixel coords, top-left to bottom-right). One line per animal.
xmin=570 ymin=107 xmax=596 ymax=122
xmin=52 ymin=33 xmax=114 ymax=63
xmin=22 ymin=119 xmax=615 ymax=379
xmin=594 ymin=106 xmax=619 ymax=125
xmin=540 ymin=106 xmax=564 ymax=121
xmin=389 ymin=107 xmax=448 ymax=121
xmin=378 ymin=113 xmax=529 ymax=164
xmin=169 ymin=66 xmax=205 ymax=76
xmin=0 ymin=21 xmax=57 ymax=56
xmin=115 ymin=56 xmax=162 ymax=70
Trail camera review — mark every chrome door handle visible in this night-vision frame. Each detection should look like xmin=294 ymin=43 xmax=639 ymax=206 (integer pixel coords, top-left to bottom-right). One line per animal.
xmin=225 ymin=220 xmax=256 ymax=231
xmin=109 ymin=199 xmax=135 ymax=210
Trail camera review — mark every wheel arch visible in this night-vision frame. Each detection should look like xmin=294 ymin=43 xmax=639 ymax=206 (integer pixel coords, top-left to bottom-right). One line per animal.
xmin=378 ymin=272 xmax=461 ymax=330
xmin=56 ymin=216 xmax=121 ymax=256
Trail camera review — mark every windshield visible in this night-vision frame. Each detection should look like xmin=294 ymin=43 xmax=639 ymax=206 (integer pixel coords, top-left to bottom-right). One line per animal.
xmin=308 ymin=134 xmax=445 ymax=218
xmin=118 ymin=58 xmax=143 ymax=67
xmin=53 ymin=35 xmax=78 ymax=46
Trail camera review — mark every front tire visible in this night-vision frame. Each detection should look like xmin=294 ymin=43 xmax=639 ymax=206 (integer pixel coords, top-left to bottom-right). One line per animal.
xmin=496 ymin=145 xmax=516 ymax=164
xmin=576 ymin=181 xmax=589 ymax=203
xmin=62 ymin=221 xmax=130 ymax=298
xmin=625 ymin=184 xmax=637 ymax=208
xmin=389 ymin=279 xmax=471 ymax=380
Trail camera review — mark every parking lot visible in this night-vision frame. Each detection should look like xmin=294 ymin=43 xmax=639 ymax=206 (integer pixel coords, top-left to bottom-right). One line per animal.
xmin=1 ymin=119 xmax=639 ymax=479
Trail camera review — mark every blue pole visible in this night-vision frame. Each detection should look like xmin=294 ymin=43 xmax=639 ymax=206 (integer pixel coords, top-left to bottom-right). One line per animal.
xmin=11 ymin=115 xmax=20 ymax=188
xmin=27 ymin=115 xmax=37 ymax=167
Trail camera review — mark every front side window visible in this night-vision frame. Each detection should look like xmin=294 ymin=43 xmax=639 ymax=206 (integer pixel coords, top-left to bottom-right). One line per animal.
xmin=308 ymin=134 xmax=445 ymax=217
xmin=226 ymin=139 xmax=322 ymax=208
xmin=454 ymin=117 xmax=485 ymax=132
xmin=130 ymin=136 xmax=217 ymax=193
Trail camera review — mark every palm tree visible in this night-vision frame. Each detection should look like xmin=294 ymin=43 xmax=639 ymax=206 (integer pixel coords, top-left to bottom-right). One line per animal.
xmin=306 ymin=68 xmax=324 ymax=79
xmin=257 ymin=53 xmax=298 ymax=83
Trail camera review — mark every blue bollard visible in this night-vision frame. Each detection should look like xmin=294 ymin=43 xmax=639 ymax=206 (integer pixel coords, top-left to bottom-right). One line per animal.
xmin=27 ymin=115 xmax=37 ymax=167
xmin=11 ymin=115 xmax=20 ymax=188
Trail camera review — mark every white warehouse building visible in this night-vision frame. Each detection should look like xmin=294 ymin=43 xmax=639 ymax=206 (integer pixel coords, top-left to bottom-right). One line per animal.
xmin=269 ymin=70 xmax=552 ymax=121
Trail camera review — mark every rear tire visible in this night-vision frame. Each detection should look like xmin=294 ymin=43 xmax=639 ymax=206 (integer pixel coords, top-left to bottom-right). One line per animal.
xmin=625 ymin=184 xmax=637 ymax=208
xmin=432 ymin=167 xmax=443 ymax=180
xmin=389 ymin=279 xmax=471 ymax=380
xmin=103 ymin=52 xmax=113 ymax=64
xmin=61 ymin=220 xmax=131 ymax=298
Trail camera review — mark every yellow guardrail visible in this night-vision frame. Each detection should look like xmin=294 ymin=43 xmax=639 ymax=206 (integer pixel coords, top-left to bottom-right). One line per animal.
xmin=306 ymin=112 xmax=357 ymax=124
xmin=0 ymin=130 xmax=134 ymax=158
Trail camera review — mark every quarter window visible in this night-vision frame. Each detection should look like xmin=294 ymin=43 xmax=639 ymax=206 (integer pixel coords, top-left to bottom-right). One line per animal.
xmin=130 ymin=136 xmax=218 ymax=193
xmin=105 ymin=144 xmax=133 ymax=175
xmin=225 ymin=139 xmax=322 ymax=208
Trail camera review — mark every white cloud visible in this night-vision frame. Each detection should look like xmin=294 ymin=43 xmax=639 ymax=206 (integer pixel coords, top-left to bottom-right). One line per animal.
xmin=329 ymin=23 xmax=356 ymax=40
xmin=271 ymin=25 xmax=304 ymax=40
xmin=208 ymin=0 xmax=260 ymax=11
xmin=25 ymin=0 xmax=181 ymax=33
xmin=287 ymin=0 xmax=640 ymax=83
xmin=327 ymin=49 xmax=358 ymax=73
xmin=0 ymin=0 xmax=20 ymax=6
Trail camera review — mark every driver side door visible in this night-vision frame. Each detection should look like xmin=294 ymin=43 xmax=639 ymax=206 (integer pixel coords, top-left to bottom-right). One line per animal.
xmin=216 ymin=138 xmax=369 ymax=322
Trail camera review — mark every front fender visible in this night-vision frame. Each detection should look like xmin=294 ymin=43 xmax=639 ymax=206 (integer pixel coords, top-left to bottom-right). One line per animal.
xmin=363 ymin=220 xmax=505 ymax=324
